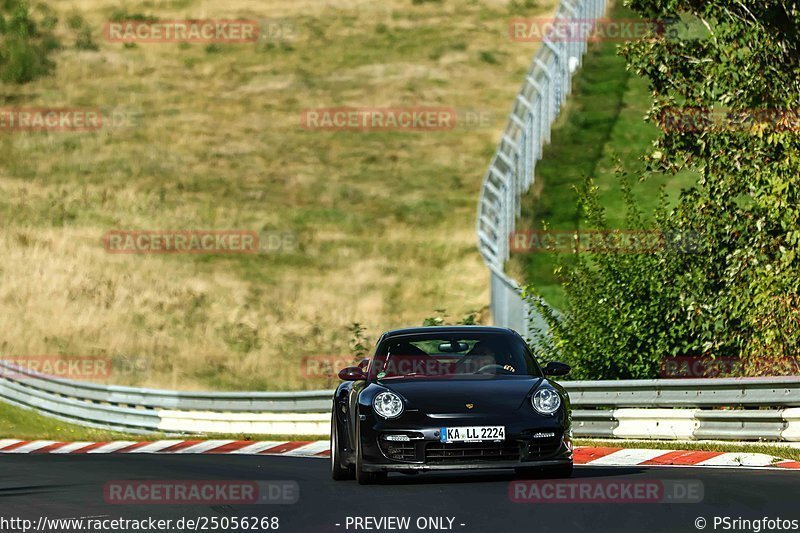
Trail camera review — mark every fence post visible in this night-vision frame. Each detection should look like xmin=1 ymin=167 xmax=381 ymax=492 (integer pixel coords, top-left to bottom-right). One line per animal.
xmin=475 ymin=0 xmax=608 ymax=341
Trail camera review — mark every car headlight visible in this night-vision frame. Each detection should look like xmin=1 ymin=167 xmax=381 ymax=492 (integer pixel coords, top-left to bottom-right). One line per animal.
xmin=532 ymin=388 xmax=561 ymax=415
xmin=373 ymin=391 xmax=404 ymax=419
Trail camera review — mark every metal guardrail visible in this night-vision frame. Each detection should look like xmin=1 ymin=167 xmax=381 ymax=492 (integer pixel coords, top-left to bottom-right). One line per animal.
xmin=2 ymin=361 xmax=800 ymax=441
xmin=566 ymin=377 xmax=800 ymax=408
xmin=0 ymin=361 xmax=330 ymax=434
xmin=566 ymin=377 xmax=800 ymax=441
xmin=476 ymin=0 xmax=607 ymax=337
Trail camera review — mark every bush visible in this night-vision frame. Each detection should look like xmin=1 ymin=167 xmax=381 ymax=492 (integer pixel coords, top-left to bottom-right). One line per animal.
xmin=0 ymin=0 xmax=59 ymax=83
xmin=525 ymin=173 xmax=702 ymax=379
xmin=75 ymin=27 xmax=97 ymax=50
xmin=528 ymin=0 xmax=800 ymax=379
xmin=66 ymin=13 xmax=98 ymax=51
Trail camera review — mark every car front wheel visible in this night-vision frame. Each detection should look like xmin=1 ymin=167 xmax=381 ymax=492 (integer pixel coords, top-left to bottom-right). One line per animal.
xmin=330 ymin=413 xmax=354 ymax=481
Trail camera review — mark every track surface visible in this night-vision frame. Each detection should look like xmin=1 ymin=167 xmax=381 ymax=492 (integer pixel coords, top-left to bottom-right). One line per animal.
xmin=1 ymin=455 xmax=798 ymax=533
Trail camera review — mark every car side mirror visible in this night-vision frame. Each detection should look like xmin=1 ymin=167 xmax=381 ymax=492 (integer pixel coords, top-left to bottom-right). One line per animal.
xmin=338 ymin=366 xmax=366 ymax=381
xmin=543 ymin=361 xmax=571 ymax=377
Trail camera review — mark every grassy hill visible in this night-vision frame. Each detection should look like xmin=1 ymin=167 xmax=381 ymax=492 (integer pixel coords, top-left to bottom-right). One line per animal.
xmin=0 ymin=0 xmax=558 ymax=391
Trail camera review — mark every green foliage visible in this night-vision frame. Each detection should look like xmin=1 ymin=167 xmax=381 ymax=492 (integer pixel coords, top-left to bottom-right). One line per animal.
xmin=509 ymin=0 xmax=540 ymax=14
xmin=422 ymin=309 xmax=448 ymax=326
xmin=219 ymin=320 xmax=261 ymax=354
xmin=478 ymin=50 xmax=498 ymax=64
xmin=66 ymin=13 xmax=97 ymax=51
xmin=65 ymin=12 xmax=83 ymax=30
xmin=422 ymin=309 xmax=481 ymax=327
xmin=75 ymin=26 xmax=97 ymax=50
xmin=348 ymin=322 xmax=372 ymax=361
xmin=459 ymin=311 xmax=478 ymax=325
xmin=526 ymin=171 xmax=699 ymax=379
xmin=624 ymin=0 xmax=800 ymax=375
xmin=530 ymin=1 xmax=800 ymax=378
xmin=742 ymin=295 xmax=800 ymax=376
xmin=0 ymin=0 xmax=59 ymax=83
xmin=108 ymin=10 xmax=158 ymax=23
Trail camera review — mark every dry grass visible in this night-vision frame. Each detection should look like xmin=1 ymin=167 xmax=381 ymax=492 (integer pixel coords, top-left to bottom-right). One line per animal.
xmin=0 ymin=0 xmax=556 ymax=391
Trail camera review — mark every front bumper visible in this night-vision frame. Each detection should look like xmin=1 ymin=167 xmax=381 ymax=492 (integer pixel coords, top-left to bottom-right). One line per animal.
xmin=362 ymin=456 xmax=572 ymax=473
xmin=361 ymin=420 xmax=573 ymax=473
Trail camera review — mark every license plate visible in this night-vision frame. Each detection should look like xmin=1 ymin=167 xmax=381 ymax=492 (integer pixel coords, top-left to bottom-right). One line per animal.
xmin=440 ymin=426 xmax=505 ymax=443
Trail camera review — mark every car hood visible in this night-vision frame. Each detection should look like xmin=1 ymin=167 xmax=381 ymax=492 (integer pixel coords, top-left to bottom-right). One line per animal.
xmin=380 ymin=377 xmax=544 ymax=414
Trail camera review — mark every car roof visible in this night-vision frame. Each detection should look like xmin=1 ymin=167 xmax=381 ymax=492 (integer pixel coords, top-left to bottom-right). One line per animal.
xmin=382 ymin=325 xmax=520 ymax=338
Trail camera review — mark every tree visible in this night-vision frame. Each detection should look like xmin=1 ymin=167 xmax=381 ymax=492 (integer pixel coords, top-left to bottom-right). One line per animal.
xmin=528 ymin=1 xmax=800 ymax=378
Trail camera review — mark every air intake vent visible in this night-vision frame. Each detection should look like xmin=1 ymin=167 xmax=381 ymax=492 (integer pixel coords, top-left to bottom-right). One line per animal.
xmin=425 ymin=441 xmax=520 ymax=463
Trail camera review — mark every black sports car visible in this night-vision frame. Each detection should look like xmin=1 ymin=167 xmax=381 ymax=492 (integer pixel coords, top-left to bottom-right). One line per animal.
xmin=331 ymin=326 xmax=573 ymax=484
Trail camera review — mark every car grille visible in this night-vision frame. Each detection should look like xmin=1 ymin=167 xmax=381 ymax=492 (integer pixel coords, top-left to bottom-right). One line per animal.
xmin=425 ymin=442 xmax=520 ymax=464
xmin=525 ymin=437 xmax=562 ymax=459
xmin=379 ymin=441 xmax=417 ymax=462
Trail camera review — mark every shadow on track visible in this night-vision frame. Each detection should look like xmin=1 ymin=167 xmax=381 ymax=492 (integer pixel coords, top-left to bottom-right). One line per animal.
xmin=342 ymin=465 xmax=649 ymax=486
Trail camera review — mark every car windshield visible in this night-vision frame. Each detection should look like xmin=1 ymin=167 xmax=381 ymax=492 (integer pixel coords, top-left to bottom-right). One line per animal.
xmin=368 ymin=332 xmax=543 ymax=381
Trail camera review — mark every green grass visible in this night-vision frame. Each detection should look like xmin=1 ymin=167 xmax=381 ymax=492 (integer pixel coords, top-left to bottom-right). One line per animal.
xmin=0 ymin=401 xmax=325 ymax=441
xmin=511 ymin=4 xmax=698 ymax=309
xmin=0 ymin=401 xmax=134 ymax=441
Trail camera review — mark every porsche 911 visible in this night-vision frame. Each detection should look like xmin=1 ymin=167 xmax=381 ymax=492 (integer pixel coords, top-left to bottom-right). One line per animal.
xmin=330 ymin=326 xmax=573 ymax=484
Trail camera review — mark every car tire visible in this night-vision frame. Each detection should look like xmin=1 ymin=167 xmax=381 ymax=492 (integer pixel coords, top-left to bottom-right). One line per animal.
xmin=331 ymin=413 xmax=354 ymax=481
xmin=355 ymin=424 xmax=386 ymax=485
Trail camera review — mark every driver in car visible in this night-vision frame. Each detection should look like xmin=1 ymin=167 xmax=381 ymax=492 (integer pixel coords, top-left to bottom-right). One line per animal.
xmin=458 ymin=341 xmax=516 ymax=374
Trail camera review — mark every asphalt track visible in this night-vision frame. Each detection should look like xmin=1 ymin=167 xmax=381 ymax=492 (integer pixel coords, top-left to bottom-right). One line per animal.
xmin=0 ymin=455 xmax=798 ymax=533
